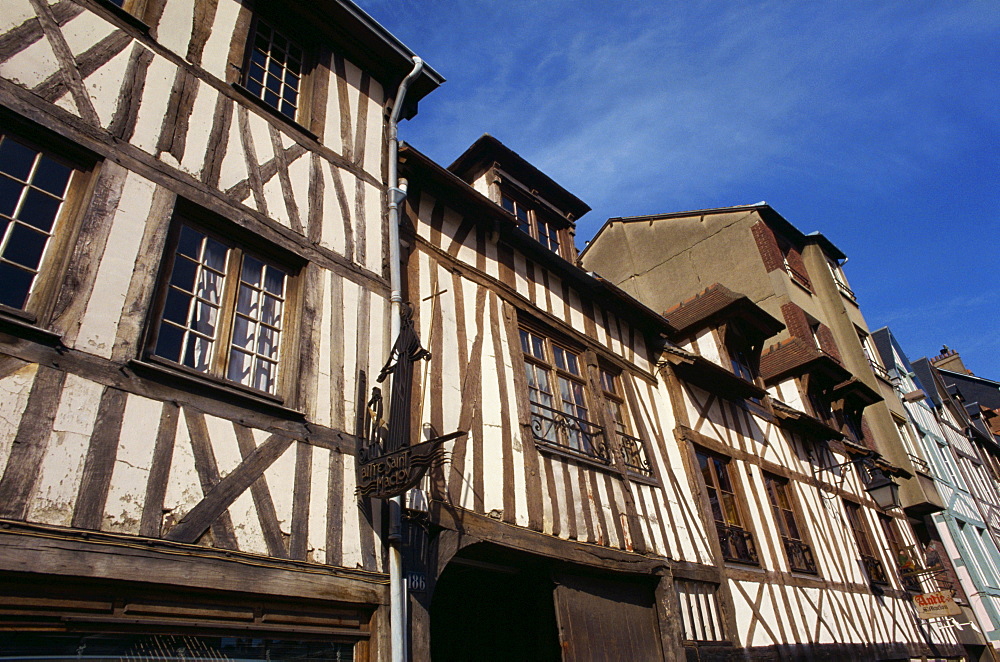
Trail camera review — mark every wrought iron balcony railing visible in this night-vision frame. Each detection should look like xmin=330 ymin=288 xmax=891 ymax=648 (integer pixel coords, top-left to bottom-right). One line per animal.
xmin=618 ymin=431 xmax=653 ymax=478
xmin=836 ymin=280 xmax=857 ymax=301
xmin=782 ymin=537 xmax=817 ymax=574
xmin=869 ymin=359 xmax=891 ymax=381
xmin=529 ymin=402 xmax=609 ymax=464
xmin=861 ymin=554 xmax=890 ymax=585
xmin=716 ymin=523 xmax=759 ymax=566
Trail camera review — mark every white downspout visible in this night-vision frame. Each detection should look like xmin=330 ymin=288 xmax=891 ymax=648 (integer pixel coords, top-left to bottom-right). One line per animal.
xmin=387 ymin=55 xmax=423 ymax=662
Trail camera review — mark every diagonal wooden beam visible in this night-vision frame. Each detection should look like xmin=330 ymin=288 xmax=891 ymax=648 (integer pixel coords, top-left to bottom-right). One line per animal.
xmin=166 ymin=427 xmax=294 ymax=545
xmin=27 ymin=0 xmax=101 ymax=125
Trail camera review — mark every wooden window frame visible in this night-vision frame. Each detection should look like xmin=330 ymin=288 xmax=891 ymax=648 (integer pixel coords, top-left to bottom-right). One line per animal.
xmin=763 ymin=473 xmax=817 ymax=574
xmin=599 ymin=365 xmax=653 ymax=478
xmin=501 ymin=188 xmax=566 ymax=258
xmin=520 ymin=325 xmax=607 ymax=464
xmin=843 ymin=500 xmax=890 ymax=585
xmin=518 ymin=322 xmax=653 ymax=479
xmin=0 ymin=124 xmax=97 ymax=326
xmin=144 ymin=204 xmax=302 ymax=400
xmin=695 ymin=448 xmax=759 ymax=566
xmin=231 ymin=11 xmax=319 ymax=135
xmin=879 ymin=514 xmax=921 ymax=592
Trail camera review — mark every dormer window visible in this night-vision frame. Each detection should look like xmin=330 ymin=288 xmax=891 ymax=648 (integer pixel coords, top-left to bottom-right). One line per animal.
xmin=725 ymin=325 xmax=756 ymax=383
xmin=500 ymin=194 xmax=530 ymax=234
xmin=501 ymin=190 xmax=562 ymax=256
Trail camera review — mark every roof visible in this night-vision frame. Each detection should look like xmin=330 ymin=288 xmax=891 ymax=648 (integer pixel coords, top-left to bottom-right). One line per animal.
xmin=759 ymin=337 xmax=851 ymax=385
xmin=662 ymin=283 xmax=784 ymax=339
xmin=305 ymin=0 xmax=444 ymax=119
xmin=448 ymin=135 xmax=591 ymax=220
xmin=581 ymin=202 xmax=847 ymax=262
xmin=399 ymin=142 xmax=674 ymax=336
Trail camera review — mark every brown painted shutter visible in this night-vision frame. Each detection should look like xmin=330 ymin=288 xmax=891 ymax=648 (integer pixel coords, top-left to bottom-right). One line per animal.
xmin=552 ymin=573 xmax=663 ymax=661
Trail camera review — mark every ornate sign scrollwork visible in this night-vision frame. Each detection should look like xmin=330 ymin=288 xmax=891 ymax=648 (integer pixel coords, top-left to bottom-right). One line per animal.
xmin=356 ymin=308 xmax=465 ymax=500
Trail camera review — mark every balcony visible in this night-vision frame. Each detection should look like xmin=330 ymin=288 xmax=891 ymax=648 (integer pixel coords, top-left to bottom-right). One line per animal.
xmin=716 ymin=523 xmax=759 ymax=565
xmin=869 ymin=359 xmax=891 ymax=382
xmin=782 ymin=537 xmax=818 ymax=574
xmin=530 ymin=402 xmax=609 ymax=465
xmin=618 ymin=431 xmax=654 ymax=478
xmin=835 ymin=279 xmax=857 ymax=302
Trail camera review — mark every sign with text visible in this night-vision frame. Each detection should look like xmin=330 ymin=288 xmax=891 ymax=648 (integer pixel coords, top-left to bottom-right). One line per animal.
xmin=913 ymin=591 xmax=962 ymax=619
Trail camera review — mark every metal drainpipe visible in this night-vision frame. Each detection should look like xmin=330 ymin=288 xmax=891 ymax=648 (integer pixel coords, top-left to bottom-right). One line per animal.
xmin=387 ymin=55 xmax=423 ymax=662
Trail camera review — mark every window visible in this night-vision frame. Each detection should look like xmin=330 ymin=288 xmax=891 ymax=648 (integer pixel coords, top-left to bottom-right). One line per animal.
xmin=675 ymin=580 xmax=724 ymax=642
xmin=501 ymin=192 xmax=562 ymax=255
xmin=0 ymin=132 xmax=84 ymax=313
xmin=843 ymin=501 xmax=889 ymax=585
xmin=725 ymin=325 xmax=756 ymax=384
xmin=149 ymin=221 xmax=295 ymax=396
xmin=242 ymin=18 xmax=306 ymax=121
xmin=600 ymin=367 xmax=652 ymax=477
xmin=764 ymin=474 xmax=816 ymax=573
xmin=696 ymin=449 xmax=758 ymax=565
xmin=858 ymin=328 xmax=889 ymax=380
xmin=828 ymin=258 xmax=856 ymax=300
xmin=520 ymin=327 xmax=606 ymax=462
xmin=879 ymin=514 xmax=921 ymax=592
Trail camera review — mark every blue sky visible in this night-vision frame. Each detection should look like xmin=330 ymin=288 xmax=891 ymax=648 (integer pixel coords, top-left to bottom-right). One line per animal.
xmin=359 ymin=1 xmax=1000 ymax=378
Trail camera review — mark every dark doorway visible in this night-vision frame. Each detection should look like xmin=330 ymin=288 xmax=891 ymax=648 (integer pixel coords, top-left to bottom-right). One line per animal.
xmin=430 ymin=553 xmax=561 ymax=661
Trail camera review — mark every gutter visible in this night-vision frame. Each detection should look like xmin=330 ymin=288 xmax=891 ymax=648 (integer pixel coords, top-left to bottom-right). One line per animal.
xmin=387 ymin=55 xmax=424 ymax=662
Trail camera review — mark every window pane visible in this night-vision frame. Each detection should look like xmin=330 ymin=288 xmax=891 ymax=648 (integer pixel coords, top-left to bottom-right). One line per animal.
xmin=228 ymin=348 xmax=252 ymax=385
xmin=5 ymin=223 xmax=48 ymax=269
xmin=203 ymin=236 xmax=229 ymax=271
xmin=176 ymin=225 xmax=202 ymax=259
xmin=254 ymin=359 xmax=276 ymax=391
xmin=261 ymin=294 xmax=282 ymax=327
xmin=231 ymin=314 xmax=253 ymax=350
xmin=0 ymin=137 xmax=36 ymax=181
xmin=713 ymin=457 xmax=733 ymax=491
xmin=169 ymin=255 xmax=199 ymax=292
xmin=17 ymin=188 xmax=61 ymax=232
xmin=0 ymin=174 xmax=24 ymax=217
xmin=0 ymin=262 xmax=33 ymax=308
xmin=153 ymin=321 xmax=185 ymax=362
xmin=162 ymin=288 xmax=192 ymax=325
xmin=722 ymin=493 xmax=741 ymax=526
xmin=183 ymin=334 xmax=213 ymax=371
xmin=237 ymin=283 xmax=259 ymax=315
xmin=32 ymin=156 xmax=72 ymax=196
xmin=191 ymin=300 xmax=218 ymax=337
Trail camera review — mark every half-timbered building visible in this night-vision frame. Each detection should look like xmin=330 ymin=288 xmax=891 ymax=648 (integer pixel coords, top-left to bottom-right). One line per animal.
xmin=398 ymin=136 xmax=963 ymax=660
xmin=0 ymin=0 xmax=441 ymax=657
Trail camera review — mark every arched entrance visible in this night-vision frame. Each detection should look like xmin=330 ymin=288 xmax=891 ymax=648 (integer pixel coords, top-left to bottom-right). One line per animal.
xmin=430 ymin=544 xmax=561 ymax=661
xmin=428 ymin=542 xmax=665 ymax=661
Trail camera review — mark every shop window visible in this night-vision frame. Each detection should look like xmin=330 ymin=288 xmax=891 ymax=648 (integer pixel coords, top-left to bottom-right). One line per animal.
xmin=843 ymin=500 xmax=889 ymax=585
xmin=148 ymin=215 xmax=297 ymax=396
xmin=764 ymin=474 xmax=816 ymax=574
xmin=241 ymin=17 xmax=311 ymax=124
xmin=0 ymin=130 xmax=90 ymax=316
xmin=520 ymin=327 xmax=605 ymax=462
xmin=696 ymin=449 xmax=759 ymax=565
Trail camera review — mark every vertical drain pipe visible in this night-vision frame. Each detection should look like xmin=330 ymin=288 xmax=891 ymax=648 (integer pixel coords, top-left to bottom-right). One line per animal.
xmin=387 ymin=55 xmax=424 ymax=662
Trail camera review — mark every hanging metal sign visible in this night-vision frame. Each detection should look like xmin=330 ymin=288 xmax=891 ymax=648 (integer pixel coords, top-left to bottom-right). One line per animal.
xmin=355 ymin=309 xmax=464 ymax=500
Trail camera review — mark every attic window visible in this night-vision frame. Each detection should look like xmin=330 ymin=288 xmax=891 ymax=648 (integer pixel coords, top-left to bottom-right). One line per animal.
xmin=501 ymin=191 xmax=562 ymax=256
